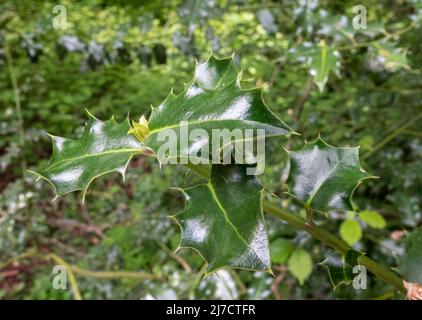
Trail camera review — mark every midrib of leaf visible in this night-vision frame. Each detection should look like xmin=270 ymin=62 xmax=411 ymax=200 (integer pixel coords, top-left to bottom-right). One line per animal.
xmin=320 ymin=43 xmax=327 ymax=78
xmin=305 ymin=154 xmax=349 ymax=207
xmin=206 ymin=182 xmax=264 ymax=263
xmin=46 ymin=148 xmax=143 ymax=170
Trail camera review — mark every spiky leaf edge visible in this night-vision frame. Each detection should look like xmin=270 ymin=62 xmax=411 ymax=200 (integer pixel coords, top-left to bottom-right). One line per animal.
xmin=27 ymin=110 xmax=146 ymax=203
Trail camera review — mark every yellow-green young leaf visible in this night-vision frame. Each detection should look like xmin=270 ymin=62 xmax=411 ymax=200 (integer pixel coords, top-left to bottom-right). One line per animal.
xmin=340 ymin=220 xmax=362 ymax=246
xmin=286 ymin=137 xmax=375 ymax=213
xmin=141 ymin=54 xmax=294 ymax=166
xmin=29 ymin=111 xmax=143 ymax=202
xmin=288 ymin=249 xmax=312 ymax=285
xmin=359 ymin=210 xmax=386 ymax=229
xmin=270 ymin=238 xmax=293 ymax=264
xmin=173 ymin=163 xmax=271 ymax=273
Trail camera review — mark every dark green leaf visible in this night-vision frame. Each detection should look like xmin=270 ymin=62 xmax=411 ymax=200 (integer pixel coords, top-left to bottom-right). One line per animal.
xmin=28 ymin=111 xmax=143 ymax=202
xmin=153 ymin=43 xmax=167 ymax=64
xmin=172 ymin=163 xmax=271 ymax=273
xmin=319 ymin=249 xmax=364 ymax=289
xmin=144 ymin=55 xmax=293 ymax=164
xmin=286 ymin=137 xmax=374 ymax=213
xmin=289 ymin=41 xmax=341 ymax=92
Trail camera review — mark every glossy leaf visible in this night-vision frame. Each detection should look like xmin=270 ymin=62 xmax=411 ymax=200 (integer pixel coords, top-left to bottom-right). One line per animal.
xmin=399 ymin=228 xmax=422 ymax=283
xmin=289 ymin=41 xmax=341 ymax=92
xmin=310 ymin=41 xmax=341 ymax=92
xmin=319 ymin=249 xmax=364 ymax=289
xmin=286 ymin=137 xmax=374 ymax=213
xmin=288 ymin=249 xmax=312 ymax=285
xmin=29 ymin=112 xmax=143 ymax=202
xmin=143 ymin=54 xmax=293 ymax=164
xmin=172 ymin=163 xmax=271 ymax=273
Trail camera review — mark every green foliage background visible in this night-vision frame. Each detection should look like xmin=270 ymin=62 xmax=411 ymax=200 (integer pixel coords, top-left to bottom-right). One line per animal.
xmin=0 ymin=0 xmax=421 ymax=299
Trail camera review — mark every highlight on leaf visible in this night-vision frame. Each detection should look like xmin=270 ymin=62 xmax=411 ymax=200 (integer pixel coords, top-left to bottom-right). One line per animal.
xmin=143 ymin=53 xmax=295 ymax=164
xmin=285 ymin=136 xmax=376 ymax=213
xmin=28 ymin=110 xmax=144 ymax=202
xmin=171 ymin=163 xmax=272 ymax=274
xmin=289 ymin=40 xmax=341 ymax=92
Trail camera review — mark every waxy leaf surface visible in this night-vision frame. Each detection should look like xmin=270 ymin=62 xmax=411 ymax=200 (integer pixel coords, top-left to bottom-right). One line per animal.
xmin=286 ymin=137 xmax=373 ymax=213
xmin=30 ymin=113 xmax=143 ymax=201
xmin=319 ymin=249 xmax=364 ymax=289
xmin=289 ymin=41 xmax=341 ymax=92
xmin=173 ymin=163 xmax=271 ymax=273
xmin=144 ymin=55 xmax=293 ymax=163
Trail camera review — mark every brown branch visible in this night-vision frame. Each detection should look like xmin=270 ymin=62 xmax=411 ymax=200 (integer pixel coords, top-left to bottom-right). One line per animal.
xmin=271 ymin=265 xmax=287 ymax=300
xmin=47 ymin=218 xmax=106 ymax=238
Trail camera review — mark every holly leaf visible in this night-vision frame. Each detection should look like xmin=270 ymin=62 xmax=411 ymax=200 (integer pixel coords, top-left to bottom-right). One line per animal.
xmin=28 ymin=111 xmax=143 ymax=202
xmin=370 ymin=41 xmax=409 ymax=72
xmin=285 ymin=137 xmax=375 ymax=213
xmin=289 ymin=41 xmax=341 ymax=92
xmin=172 ymin=163 xmax=271 ymax=273
xmin=399 ymin=228 xmax=422 ymax=284
xmin=319 ymin=249 xmax=364 ymax=289
xmin=143 ymin=54 xmax=293 ymax=164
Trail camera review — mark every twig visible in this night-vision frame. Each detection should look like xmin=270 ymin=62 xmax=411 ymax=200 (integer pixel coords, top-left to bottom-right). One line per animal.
xmin=157 ymin=242 xmax=192 ymax=273
xmin=188 ymin=264 xmax=208 ymax=299
xmin=362 ymin=113 xmax=422 ymax=160
xmin=271 ymin=265 xmax=287 ymax=300
xmin=263 ymin=201 xmax=406 ymax=293
xmin=69 ymin=265 xmax=163 ymax=281
xmin=229 ymin=269 xmax=247 ymax=296
xmin=46 ymin=253 xmax=83 ymax=300
xmin=295 ymin=77 xmax=314 ymax=126
xmin=268 ymin=57 xmax=286 ymax=87
xmin=1 ymin=248 xmax=163 ymax=300
xmin=4 ymin=44 xmax=26 ymax=174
